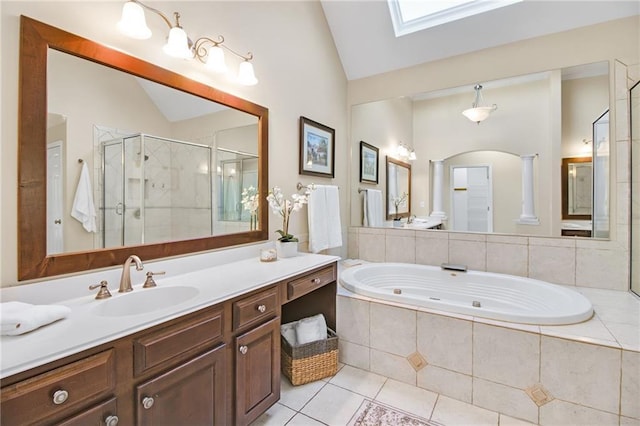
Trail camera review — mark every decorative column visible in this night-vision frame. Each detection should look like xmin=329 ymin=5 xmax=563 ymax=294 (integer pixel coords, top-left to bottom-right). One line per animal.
xmin=517 ymin=154 xmax=539 ymax=225
xmin=430 ymin=160 xmax=447 ymax=219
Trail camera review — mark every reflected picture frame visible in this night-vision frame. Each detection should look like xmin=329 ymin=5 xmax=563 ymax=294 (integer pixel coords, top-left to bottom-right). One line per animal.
xmin=299 ymin=116 xmax=335 ymax=178
xmin=359 ymin=141 xmax=379 ymax=184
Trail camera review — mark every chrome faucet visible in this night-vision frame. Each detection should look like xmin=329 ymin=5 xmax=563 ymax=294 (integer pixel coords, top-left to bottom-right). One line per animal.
xmin=119 ymin=255 xmax=144 ymax=292
xmin=407 ymin=214 xmax=416 ymax=224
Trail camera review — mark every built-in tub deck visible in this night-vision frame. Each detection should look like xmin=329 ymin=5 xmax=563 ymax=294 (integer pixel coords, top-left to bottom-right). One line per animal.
xmin=336 ymin=260 xmax=639 ymax=425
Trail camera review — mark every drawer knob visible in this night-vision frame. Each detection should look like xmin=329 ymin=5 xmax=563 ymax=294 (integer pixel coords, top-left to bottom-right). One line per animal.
xmin=142 ymin=396 xmax=155 ymax=410
xmin=256 ymin=304 xmax=267 ymax=313
xmin=239 ymin=345 xmax=248 ymax=355
xmin=52 ymin=389 xmax=69 ymax=405
xmin=312 ymin=277 xmax=321 ymax=284
xmin=105 ymin=415 xmax=119 ymax=426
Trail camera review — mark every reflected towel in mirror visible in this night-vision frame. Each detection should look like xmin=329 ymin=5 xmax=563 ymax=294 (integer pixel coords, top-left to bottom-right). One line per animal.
xmin=71 ymin=162 xmax=97 ymax=233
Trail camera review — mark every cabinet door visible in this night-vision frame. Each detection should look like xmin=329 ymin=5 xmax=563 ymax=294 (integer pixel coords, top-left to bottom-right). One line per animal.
xmin=136 ymin=345 xmax=227 ymax=426
xmin=235 ymin=317 xmax=280 ymax=426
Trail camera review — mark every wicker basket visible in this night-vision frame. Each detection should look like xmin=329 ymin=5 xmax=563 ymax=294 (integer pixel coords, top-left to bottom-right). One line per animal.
xmin=281 ymin=328 xmax=338 ymax=385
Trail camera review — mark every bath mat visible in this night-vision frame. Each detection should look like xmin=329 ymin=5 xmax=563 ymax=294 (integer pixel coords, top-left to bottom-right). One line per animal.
xmin=348 ymin=399 xmax=445 ymax=426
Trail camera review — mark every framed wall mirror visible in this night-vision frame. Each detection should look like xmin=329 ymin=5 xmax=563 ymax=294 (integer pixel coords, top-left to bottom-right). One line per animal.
xmin=561 ymin=157 xmax=592 ymax=220
xmin=19 ymin=16 xmax=269 ymax=280
xmin=386 ymin=157 xmax=411 ymax=221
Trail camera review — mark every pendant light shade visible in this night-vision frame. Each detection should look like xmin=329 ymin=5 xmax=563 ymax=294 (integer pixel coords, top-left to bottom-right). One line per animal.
xmin=204 ymin=45 xmax=228 ymax=74
xmin=163 ymin=26 xmax=192 ymax=59
xmin=237 ymin=60 xmax=258 ymax=86
xmin=117 ymin=1 xmax=152 ymax=39
xmin=462 ymin=84 xmax=497 ymax=124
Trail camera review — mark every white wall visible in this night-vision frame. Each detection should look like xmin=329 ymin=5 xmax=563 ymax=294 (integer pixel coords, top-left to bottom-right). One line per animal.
xmin=1 ymin=1 xmax=348 ymax=285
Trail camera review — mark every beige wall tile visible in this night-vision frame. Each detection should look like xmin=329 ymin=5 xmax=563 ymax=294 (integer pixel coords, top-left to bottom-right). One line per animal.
xmin=416 ymin=232 xmax=449 ymax=266
xmin=347 ymin=231 xmax=359 ymax=259
xmin=486 ymin=242 xmax=528 ymax=276
xmin=385 ymin=233 xmax=416 ymax=263
xmin=370 ymin=348 xmax=417 ymax=386
xmin=417 ymin=365 xmax=472 ymax=403
xmin=338 ymin=340 xmax=370 ymax=370
xmin=337 ymin=295 xmax=370 ymax=346
xmin=473 ymin=323 xmax=540 ymax=389
xmin=618 ymin=140 xmax=630 ymax=183
xmin=621 ymin=416 xmax=640 ymax=426
xmin=621 ymin=350 xmax=640 ymax=419
xmin=417 ymin=312 xmax=472 ymax=374
xmin=473 ymin=378 xmax=539 ymax=424
xmin=541 ymin=336 xmax=621 ymax=413
xmin=529 ymin=237 xmax=576 ymax=248
xmin=487 ymin=234 xmax=528 ymax=245
xmin=370 ymin=302 xmax=416 ymax=356
xmin=539 ymin=399 xmax=620 ymax=426
xmin=449 ymin=239 xmax=487 ymax=271
xmin=528 ymin=245 xmax=576 ymax=285
xmin=575 ymin=248 xmax=629 ymax=290
xmin=358 ymin=232 xmax=385 ymax=262
xmin=449 ymin=232 xmax=487 ymax=242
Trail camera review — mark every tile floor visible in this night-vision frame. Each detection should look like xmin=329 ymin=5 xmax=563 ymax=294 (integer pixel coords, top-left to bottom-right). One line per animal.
xmin=251 ymin=364 xmax=536 ymax=426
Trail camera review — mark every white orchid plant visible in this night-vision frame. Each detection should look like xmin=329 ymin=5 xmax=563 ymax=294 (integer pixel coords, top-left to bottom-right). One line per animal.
xmin=241 ymin=186 xmax=259 ymax=230
xmin=266 ymin=185 xmax=313 ymax=242
xmin=392 ymin=192 xmax=408 ymax=220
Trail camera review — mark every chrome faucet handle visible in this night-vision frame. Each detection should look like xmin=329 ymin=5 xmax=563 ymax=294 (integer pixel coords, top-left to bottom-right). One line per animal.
xmin=89 ymin=280 xmax=112 ymax=299
xmin=143 ymin=271 xmax=166 ymax=288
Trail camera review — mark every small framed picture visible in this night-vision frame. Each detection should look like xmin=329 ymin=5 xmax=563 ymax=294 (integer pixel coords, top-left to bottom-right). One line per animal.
xmin=299 ymin=116 xmax=335 ymax=178
xmin=359 ymin=141 xmax=379 ymax=184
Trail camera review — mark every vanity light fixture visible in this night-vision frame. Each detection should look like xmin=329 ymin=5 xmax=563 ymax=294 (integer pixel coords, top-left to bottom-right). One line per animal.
xmin=396 ymin=141 xmax=417 ymax=161
xmin=117 ymin=0 xmax=258 ymax=85
xmin=462 ymin=84 xmax=497 ymax=124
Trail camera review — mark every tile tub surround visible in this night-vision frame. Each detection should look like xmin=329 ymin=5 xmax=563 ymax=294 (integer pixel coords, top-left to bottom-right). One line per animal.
xmin=348 ymin=227 xmax=630 ymax=291
xmin=336 ymin=282 xmax=640 ymax=425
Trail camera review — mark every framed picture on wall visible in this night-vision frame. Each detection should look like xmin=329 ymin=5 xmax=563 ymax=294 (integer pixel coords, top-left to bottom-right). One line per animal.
xmin=299 ymin=116 xmax=335 ymax=178
xmin=359 ymin=141 xmax=379 ymax=184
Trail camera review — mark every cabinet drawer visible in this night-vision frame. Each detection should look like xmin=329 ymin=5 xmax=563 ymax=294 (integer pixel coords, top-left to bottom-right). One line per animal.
xmin=134 ymin=307 xmax=224 ymax=376
xmin=287 ymin=264 xmax=336 ymax=301
xmin=233 ymin=287 xmax=278 ymax=331
xmin=57 ymin=397 xmax=117 ymax=426
xmin=0 ymin=350 xmax=115 ymax=425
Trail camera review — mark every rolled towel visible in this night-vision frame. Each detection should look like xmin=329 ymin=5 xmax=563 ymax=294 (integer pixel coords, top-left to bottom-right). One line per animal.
xmin=295 ymin=313 xmax=327 ymax=345
xmin=280 ymin=321 xmax=299 ymax=346
xmin=1 ymin=301 xmax=71 ymax=336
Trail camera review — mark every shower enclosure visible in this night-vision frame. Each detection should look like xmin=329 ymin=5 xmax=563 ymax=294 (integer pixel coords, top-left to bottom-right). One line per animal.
xmin=101 ymin=133 xmax=212 ymax=248
xmin=216 ymin=148 xmax=258 ymax=233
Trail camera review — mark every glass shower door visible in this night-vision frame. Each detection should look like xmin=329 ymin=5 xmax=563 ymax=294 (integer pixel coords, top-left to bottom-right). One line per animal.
xmin=631 ymin=82 xmax=639 ymax=296
xmin=102 ymin=141 xmax=124 ymax=248
xmin=592 ymin=110 xmax=610 ymax=239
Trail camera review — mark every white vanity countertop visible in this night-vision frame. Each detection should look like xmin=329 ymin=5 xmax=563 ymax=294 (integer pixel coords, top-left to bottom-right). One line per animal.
xmin=0 ymin=249 xmax=339 ymax=379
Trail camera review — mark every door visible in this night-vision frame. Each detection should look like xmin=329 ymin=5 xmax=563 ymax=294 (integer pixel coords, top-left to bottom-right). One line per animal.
xmin=136 ymin=345 xmax=227 ymax=426
xmin=47 ymin=141 xmax=64 ymax=254
xmin=451 ymin=165 xmax=492 ymax=232
xmin=235 ymin=317 xmax=280 ymax=426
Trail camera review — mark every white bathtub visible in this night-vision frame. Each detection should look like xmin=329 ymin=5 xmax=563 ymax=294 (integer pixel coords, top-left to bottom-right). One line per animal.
xmin=339 ymin=263 xmax=594 ymax=325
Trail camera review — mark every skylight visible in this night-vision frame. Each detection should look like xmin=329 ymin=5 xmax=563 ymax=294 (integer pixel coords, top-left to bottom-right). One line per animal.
xmin=388 ymin=0 xmax=522 ymax=37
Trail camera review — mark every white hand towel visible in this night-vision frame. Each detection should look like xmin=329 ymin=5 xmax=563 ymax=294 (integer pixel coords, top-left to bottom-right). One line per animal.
xmin=294 ymin=313 xmax=327 ymax=345
xmin=280 ymin=321 xmax=298 ymax=346
xmin=308 ymin=185 xmax=342 ymax=253
xmin=364 ymin=189 xmax=384 ymax=227
xmin=71 ymin=162 xmax=97 ymax=233
xmin=1 ymin=301 xmax=71 ymax=336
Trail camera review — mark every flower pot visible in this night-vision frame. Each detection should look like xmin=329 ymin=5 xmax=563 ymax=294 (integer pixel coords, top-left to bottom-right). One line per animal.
xmin=276 ymin=240 xmax=298 ymax=258
xmin=393 ymin=219 xmax=403 ymax=227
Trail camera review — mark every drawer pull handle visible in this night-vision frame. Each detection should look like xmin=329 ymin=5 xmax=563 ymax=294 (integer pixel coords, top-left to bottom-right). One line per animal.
xmin=105 ymin=415 xmax=119 ymax=426
xmin=257 ymin=304 xmax=267 ymax=313
xmin=312 ymin=277 xmax=321 ymax=284
xmin=142 ymin=396 xmax=155 ymax=410
xmin=52 ymin=389 xmax=69 ymax=405
xmin=239 ymin=345 xmax=248 ymax=355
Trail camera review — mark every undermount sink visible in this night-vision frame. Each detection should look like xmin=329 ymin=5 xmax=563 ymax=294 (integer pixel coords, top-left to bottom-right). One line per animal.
xmin=92 ymin=286 xmax=200 ymax=317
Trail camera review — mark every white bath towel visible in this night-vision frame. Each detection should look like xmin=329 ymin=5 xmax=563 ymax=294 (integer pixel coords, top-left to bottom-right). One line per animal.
xmin=1 ymin=301 xmax=71 ymax=336
xmin=363 ymin=189 xmax=384 ymax=227
xmin=308 ymin=185 xmax=342 ymax=253
xmin=294 ymin=314 xmax=327 ymax=345
xmin=280 ymin=321 xmax=298 ymax=346
xmin=71 ymin=162 xmax=97 ymax=233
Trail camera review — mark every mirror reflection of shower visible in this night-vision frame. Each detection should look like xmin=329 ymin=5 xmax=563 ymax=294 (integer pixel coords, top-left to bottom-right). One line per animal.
xmin=101 ymin=133 xmax=212 ymax=248
xmin=216 ymin=148 xmax=258 ymax=228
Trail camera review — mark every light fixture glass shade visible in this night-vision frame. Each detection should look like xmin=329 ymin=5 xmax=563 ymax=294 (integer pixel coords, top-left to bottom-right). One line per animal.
xmin=408 ymin=151 xmax=417 ymax=161
xmin=462 ymin=105 xmax=496 ymax=123
xmin=163 ymin=27 xmax=192 ymax=59
xmin=237 ymin=61 xmax=258 ymax=86
xmin=117 ymin=1 xmax=152 ymax=40
xmin=205 ymin=45 xmax=228 ymax=74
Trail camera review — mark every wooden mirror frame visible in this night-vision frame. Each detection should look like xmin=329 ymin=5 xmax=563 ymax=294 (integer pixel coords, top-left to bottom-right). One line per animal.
xmin=18 ymin=16 xmax=269 ymax=280
xmin=561 ymin=156 xmax=592 ymax=221
xmin=385 ymin=157 xmax=412 ymax=220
